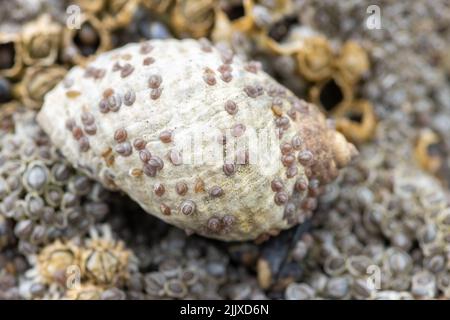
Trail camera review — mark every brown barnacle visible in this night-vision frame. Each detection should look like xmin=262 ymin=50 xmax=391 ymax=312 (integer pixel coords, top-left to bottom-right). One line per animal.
xmin=114 ymin=128 xmax=128 ymax=143
xmin=281 ymin=153 xmax=295 ymax=167
xmin=168 ymin=149 xmax=183 ymax=165
xmin=153 ymin=182 xmax=165 ymax=196
xmin=101 ymin=147 xmax=115 ymax=167
xmin=287 ymin=107 xmax=297 ymax=120
xmin=203 ymin=68 xmax=216 ymax=86
xmin=133 ymin=138 xmax=147 ymax=150
xmin=224 ymin=100 xmax=238 ymax=115
xmin=150 ymin=88 xmax=163 ymax=100
xmin=220 ymin=71 xmax=233 ymax=83
xmin=62 ymin=14 xmax=111 ymax=65
xmin=275 ymin=116 xmax=290 ymax=129
xmin=271 ymin=104 xmax=283 ymax=117
xmin=231 ymin=123 xmax=246 ymax=137
xmin=223 ymin=163 xmax=236 ymax=176
xmin=143 ymin=56 xmax=155 ymax=65
xmin=170 ymin=0 xmax=215 ymax=38
xmin=79 ymin=137 xmax=91 ymax=152
xmin=160 ymin=203 xmax=171 ymax=215
xmin=72 ymin=126 xmax=84 ymax=140
xmin=291 ymin=135 xmax=302 ymax=150
xmin=286 ymin=165 xmax=298 ymax=179
xmin=222 ymin=214 xmax=235 ymax=228
xmin=274 ymin=191 xmax=288 ymax=205
xmin=143 ymin=163 xmax=156 ymax=177
xmin=218 ymin=64 xmax=232 ymax=74
xmin=0 ymin=31 xmax=23 ymax=79
xmin=180 ymin=200 xmax=196 ymax=215
xmin=120 ymin=63 xmax=135 ymax=78
xmin=148 ymin=156 xmax=164 ymax=171
xmin=335 ymin=41 xmax=370 ymax=84
xmin=334 ymin=100 xmax=377 ymax=144
xmin=175 ymin=181 xmax=188 ymax=195
xmin=296 ymin=36 xmax=334 ymax=82
xmin=199 ymin=38 xmax=212 ymax=52
xmin=207 ymin=217 xmax=221 ymax=233
xmin=14 ymin=66 xmax=66 ymax=109
xmin=115 ymin=142 xmax=132 ymax=157
xmin=297 ymin=150 xmax=314 ymax=166
xmin=66 ymin=90 xmax=81 ymax=99
xmin=98 ymin=99 xmax=109 ymax=113
xmin=244 ymin=61 xmax=262 ymax=74
xmin=81 ymin=111 xmax=95 ymax=126
xmin=139 ymin=149 xmax=152 ymax=163
xmin=107 ymin=93 xmax=122 ymax=112
xmin=244 ymin=84 xmax=264 ymax=98
xmin=194 ymin=178 xmax=205 ymax=193
xmin=209 ymin=185 xmax=224 ymax=198
xmin=148 ymin=74 xmax=163 ymax=89
xmin=271 ymin=178 xmax=284 ymax=192
xmin=21 ymin=14 xmax=61 ymax=66
xmin=129 ymin=168 xmax=143 ymax=178
xmin=159 ymin=130 xmax=172 ymax=143
xmin=280 ymin=142 xmax=293 ymax=155
xmin=414 ymin=129 xmax=442 ymax=174
xmin=140 ymin=42 xmax=154 ymax=54
xmin=123 ymin=89 xmax=136 ymax=106
xmin=84 ymin=123 xmax=97 ymax=135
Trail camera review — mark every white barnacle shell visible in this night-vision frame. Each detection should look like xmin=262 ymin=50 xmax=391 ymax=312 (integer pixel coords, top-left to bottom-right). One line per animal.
xmin=38 ymin=39 xmax=357 ymax=241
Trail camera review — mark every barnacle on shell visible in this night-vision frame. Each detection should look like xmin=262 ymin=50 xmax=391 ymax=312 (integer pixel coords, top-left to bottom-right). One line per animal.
xmin=38 ymin=39 xmax=357 ymax=241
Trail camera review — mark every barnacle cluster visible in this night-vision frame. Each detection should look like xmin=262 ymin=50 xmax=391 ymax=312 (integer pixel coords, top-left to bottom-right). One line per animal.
xmin=1 ymin=0 xmax=450 ymax=301
xmin=0 ymin=110 xmax=110 ymax=256
xmin=19 ymin=224 xmax=136 ymax=299
xmin=280 ymin=118 xmax=450 ymax=299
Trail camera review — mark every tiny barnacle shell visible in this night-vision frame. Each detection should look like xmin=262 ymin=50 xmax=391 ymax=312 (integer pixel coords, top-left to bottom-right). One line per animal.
xmin=38 ymin=39 xmax=356 ymax=241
